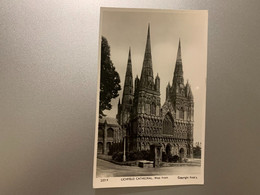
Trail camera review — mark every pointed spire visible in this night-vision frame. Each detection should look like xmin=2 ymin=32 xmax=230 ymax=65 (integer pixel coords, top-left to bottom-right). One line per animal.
xmin=166 ymin=82 xmax=171 ymax=100
xmin=140 ymin=23 xmax=154 ymax=89
xmin=177 ymin=38 xmax=182 ymax=63
xmin=173 ymin=38 xmax=184 ymax=87
xmin=167 ymin=81 xmax=171 ymax=89
xmin=185 ymin=80 xmax=193 ymax=99
xmin=122 ymin=47 xmax=133 ymax=105
xmin=126 ymin=47 xmax=132 ymax=76
xmin=118 ymin=48 xmax=134 ymax=125
xmin=134 ymin=74 xmax=140 ymax=93
xmin=188 ymin=85 xmax=193 ymax=99
xmin=146 ymin=23 xmax=151 ymax=55
xmin=128 ymin=47 xmax=131 ymax=61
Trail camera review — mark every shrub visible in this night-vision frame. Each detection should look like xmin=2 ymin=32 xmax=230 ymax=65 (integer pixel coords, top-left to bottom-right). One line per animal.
xmin=162 ymin=152 xmax=167 ymax=162
xmin=112 ymin=152 xmax=124 ymax=162
xmin=167 ymin=153 xmax=172 ymax=162
xmin=127 ymin=151 xmax=141 ymax=161
xmin=193 ymin=146 xmax=201 ymax=158
xmin=141 ymin=150 xmax=152 ymax=161
xmin=169 ymin=155 xmax=179 ymax=163
xmin=126 ymin=151 xmax=135 ymax=161
xmin=127 ymin=150 xmax=152 ymax=161
xmin=108 ymin=142 xmax=124 ymax=155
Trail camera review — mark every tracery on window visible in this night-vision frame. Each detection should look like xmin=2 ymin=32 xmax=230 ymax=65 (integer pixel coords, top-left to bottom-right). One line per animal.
xmin=150 ymin=102 xmax=156 ymax=115
xmin=163 ymin=113 xmax=174 ymax=135
xmin=107 ymin=128 xmax=114 ymax=138
xmin=98 ymin=128 xmax=103 ymax=138
xmin=179 ymin=107 xmax=184 ymax=119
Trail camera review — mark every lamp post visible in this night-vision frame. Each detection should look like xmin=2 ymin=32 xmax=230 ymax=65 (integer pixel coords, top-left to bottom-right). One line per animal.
xmin=122 ymin=121 xmax=129 ymax=162
xmin=123 ymin=136 xmax=126 ymax=162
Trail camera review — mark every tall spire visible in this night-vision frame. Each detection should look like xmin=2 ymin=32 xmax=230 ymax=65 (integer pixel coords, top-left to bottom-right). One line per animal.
xmin=177 ymin=38 xmax=182 ymax=63
xmin=126 ymin=47 xmax=132 ymax=77
xmin=173 ymin=38 xmax=184 ymax=86
xmin=140 ymin=24 xmax=154 ymax=89
xmin=122 ymin=47 xmax=133 ymax=104
xmin=117 ymin=47 xmax=134 ymax=126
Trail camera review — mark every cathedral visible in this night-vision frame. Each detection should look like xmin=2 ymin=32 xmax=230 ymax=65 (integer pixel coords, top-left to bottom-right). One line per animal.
xmin=117 ymin=25 xmax=194 ymax=159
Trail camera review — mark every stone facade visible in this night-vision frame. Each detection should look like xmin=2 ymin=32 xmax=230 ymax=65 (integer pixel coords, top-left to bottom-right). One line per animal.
xmin=117 ymin=25 xmax=194 ymax=159
xmin=98 ymin=117 xmax=123 ymax=154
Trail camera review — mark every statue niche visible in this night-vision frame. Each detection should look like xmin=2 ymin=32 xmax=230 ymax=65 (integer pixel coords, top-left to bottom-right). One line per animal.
xmin=163 ymin=112 xmax=174 ymax=135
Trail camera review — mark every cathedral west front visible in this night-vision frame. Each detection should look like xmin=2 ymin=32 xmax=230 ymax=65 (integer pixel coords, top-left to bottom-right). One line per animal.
xmin=116 ymin=24 xmax=194 ymax=159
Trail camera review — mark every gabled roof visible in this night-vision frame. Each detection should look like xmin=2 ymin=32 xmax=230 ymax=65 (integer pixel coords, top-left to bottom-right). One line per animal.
xmin=99 ymin=117 xmax=119 ymax=126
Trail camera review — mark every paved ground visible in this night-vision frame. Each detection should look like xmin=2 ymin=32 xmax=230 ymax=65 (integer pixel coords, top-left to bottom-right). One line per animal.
xmin=96 ymin=158 xmax=201 ymax=178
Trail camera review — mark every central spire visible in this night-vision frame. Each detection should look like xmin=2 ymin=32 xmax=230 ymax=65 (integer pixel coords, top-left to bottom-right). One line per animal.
xmin=140 ymin=24 xmax=154 ymax=89
xmin=177 ymin=39 xmax=182 ymax=62
xmin=144 ymin=23 xmax=151 ymax=60
xmin=173 ymin=39 xmax=184 ymax=86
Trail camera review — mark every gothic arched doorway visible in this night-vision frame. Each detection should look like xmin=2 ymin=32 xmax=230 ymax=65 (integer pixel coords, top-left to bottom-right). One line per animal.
xmin=165 ymin=144 xmax=172 ymax=162
xmin=166 ymin=144 xmax=172 ymax=156
xmin=179 ymin=148 xmax=185 ymax=161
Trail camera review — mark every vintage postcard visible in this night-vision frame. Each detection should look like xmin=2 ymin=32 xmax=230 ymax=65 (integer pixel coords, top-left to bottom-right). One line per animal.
xmin=93 ymin=8 xmax=208 ymax=188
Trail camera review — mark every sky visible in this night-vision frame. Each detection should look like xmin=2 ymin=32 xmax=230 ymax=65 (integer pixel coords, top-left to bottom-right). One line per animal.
xmin=99 ymin=8 xmax=208 ymax=143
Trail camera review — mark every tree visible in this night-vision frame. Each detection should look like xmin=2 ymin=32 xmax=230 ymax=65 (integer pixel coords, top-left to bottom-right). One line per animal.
xmin=193 ymin=145 xmax=201 ymax=158
xmin=99 ymin=36 xmax=121 ymax=118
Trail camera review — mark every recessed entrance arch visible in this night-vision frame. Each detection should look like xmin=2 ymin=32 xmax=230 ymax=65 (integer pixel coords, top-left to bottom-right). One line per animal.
xmin=166 ymin=144 xmax=172 ymax=157
xmin=179 ymin=148 xmax=185 ymax=160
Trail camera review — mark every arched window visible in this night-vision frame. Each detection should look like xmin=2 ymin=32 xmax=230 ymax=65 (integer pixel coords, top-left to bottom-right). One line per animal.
xmin=107 ymin=128 xmax=114 ymax=138
xmin=98 ymin=129 xmax=103 ymax=138
xmin=150 ymin=102 xmax=156 ymax=115
xmin=146 ymin=103 xmax=150 ymax=114
xmin=163 ymin=113 xmax=174 ymax=135
xmin=179 ymin=107 xmax=184 ymax=119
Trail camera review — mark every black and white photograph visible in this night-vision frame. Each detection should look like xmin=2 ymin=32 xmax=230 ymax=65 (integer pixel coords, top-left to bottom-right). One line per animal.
xmin=93 ymin=8 xmax=208 ymax=188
